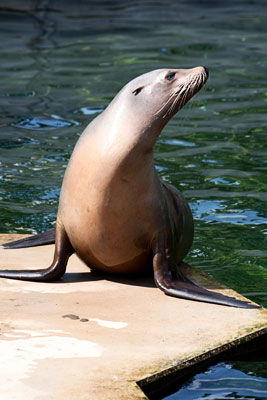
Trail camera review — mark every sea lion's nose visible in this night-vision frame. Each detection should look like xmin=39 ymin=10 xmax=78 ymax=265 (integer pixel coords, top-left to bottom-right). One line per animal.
xmin=203 ymin=66 xmax=209 ymax=77
xmin=191 ymin=66 xmax=209 ymax=77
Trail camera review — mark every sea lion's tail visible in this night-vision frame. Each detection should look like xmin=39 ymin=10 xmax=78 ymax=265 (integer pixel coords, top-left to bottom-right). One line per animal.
xmin=2 ymin=229 xmax=56 ymax=249
xmin=153 ymin=253 xmax=260 ymax=309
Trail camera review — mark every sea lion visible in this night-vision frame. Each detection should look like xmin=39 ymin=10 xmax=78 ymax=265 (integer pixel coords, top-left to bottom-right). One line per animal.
xmin=0 ymin=67 xmax=257 ymax=308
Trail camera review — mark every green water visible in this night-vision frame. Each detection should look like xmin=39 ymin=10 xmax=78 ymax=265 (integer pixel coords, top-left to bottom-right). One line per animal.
xmin=0 ymin=1 xmax=266 ymax=398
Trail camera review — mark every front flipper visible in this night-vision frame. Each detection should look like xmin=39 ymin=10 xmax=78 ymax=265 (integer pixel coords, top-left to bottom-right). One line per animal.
xmin=153 ymin=253 xmax=259 ymax=309
xmin=0 ymin=224 xmax=73 ymax=282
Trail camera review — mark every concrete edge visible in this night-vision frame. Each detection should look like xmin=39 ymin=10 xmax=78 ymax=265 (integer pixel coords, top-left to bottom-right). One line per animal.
xmin=137 ymin=325 xmax=267 ymax=399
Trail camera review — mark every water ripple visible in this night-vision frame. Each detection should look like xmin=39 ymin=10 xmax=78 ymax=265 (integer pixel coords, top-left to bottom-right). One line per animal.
xmin=78 ymin=107 xmax=104 ymax=115
xmin=165 ymin=362 xmax=267 ymax=399
xmin=190 ymin=200 xmax=267 ymax=225
xmin=186 ymin=190 xmax=267 ymax=202
xmin=11 ymin=115 xmax=79 ymax=130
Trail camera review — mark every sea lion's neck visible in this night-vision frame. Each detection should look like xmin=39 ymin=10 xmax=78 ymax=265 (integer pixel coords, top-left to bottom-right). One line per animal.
xmin=78 ymin=101 xmax=167 ymax=184
xmin=106 ymin=127 xmax=162 ymax=182
xmin=96 ymin=102 xmax=165 ymax=153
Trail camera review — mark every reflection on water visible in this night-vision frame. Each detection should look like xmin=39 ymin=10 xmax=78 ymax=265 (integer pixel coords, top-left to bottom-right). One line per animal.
xmin=190 ymin=200 xmax=267 ymax=225
xmin=78 ymin=107 xmax=104 ymax=115
xmin=11 ymin=115 xmax=79 ymax=130
xmin=165 ymin=362 xmax=267 ymax=400
xmin=0 ymin=1 xmax=266 ymax=397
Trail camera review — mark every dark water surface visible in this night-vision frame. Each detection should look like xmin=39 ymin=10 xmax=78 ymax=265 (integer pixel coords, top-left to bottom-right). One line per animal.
xmin=0 ymin=1 xmax=266 ymax=399
xmin=165 ymin=361 xmax=267 ymax=400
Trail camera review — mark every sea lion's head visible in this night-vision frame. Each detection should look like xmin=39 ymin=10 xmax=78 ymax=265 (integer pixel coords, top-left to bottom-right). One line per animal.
xmin=132 ymin=66 xmax=208 ymax=116
xmin=113 ymin=67 xmax=208 ymax=133
xmin=101 ymin=67 xmax=208 ymax=149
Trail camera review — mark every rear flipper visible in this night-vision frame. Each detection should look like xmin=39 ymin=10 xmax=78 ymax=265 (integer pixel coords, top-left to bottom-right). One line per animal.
xmin=153 ymin=253 xmax=260 ymax=309
xmin=2 ymin=229 xmax=56 ymax=249
xmin=0 ymin=225 xmax=73 ymax=282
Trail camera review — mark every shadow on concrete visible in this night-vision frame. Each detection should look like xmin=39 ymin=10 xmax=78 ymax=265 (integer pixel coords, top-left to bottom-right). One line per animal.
xmin=59 ymin=271 xmax=156 ymax=288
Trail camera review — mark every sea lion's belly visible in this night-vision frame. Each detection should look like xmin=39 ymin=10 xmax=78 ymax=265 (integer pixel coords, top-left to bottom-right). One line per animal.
xmin=62 ymin=207 xmax=154 ymax=274
xmin=58 ymin=174 xmax=162 ymax=274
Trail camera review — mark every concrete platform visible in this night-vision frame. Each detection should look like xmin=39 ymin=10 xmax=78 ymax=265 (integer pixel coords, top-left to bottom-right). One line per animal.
xmin=0 ymin=234 xmax=266 ymax=400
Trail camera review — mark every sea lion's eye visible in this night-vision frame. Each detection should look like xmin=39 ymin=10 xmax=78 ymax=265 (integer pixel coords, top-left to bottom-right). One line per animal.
xmin=132 ymin=87 xmax=143 ymax=96
xmin=165 ymin=72 xmax=176 ymax=81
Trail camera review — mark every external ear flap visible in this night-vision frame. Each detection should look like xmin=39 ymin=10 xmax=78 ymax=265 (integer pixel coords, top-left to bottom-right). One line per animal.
xmin=132 ymin=87 xmax=144 ymax=96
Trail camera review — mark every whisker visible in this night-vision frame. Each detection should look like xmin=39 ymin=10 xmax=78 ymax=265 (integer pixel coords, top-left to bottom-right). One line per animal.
xmin=162 ymin=86 xmax=185 ymax=118
xmin=155 ymin=91 xmax=177 ymax=116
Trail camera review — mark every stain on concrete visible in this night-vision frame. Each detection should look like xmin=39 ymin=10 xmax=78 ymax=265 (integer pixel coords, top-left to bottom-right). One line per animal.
xmin=62 ymin=314 xmax=128 ymax=329
xmin=62 ymin=314 xmax=80 ymax=320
